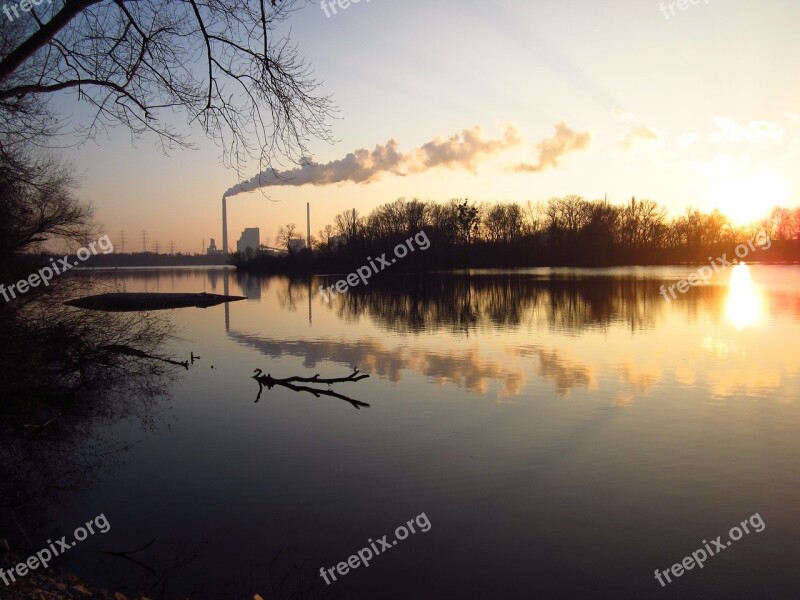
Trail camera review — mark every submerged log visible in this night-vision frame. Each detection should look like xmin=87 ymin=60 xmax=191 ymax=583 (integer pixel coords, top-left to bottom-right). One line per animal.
xmin=65 ymin=292 xmax=246 ymax=312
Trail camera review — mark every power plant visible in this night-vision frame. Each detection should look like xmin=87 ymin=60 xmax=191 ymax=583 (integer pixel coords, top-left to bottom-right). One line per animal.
xmin=222 ymin=195 xmax=229 ymax=256
xmin=221 ymin=196 xmax=312 ymax=255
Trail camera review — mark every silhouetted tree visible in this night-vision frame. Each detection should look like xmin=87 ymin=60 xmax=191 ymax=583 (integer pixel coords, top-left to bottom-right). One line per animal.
xmin=276 ymin=223 xmax=299 ymax=252
xmin=0 ymin=0 xmax=334 ymax=171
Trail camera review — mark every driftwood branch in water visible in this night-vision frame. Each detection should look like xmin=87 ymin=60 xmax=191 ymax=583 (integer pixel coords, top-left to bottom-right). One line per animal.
xmin=252 ymin=368 xmax=371 ymax=409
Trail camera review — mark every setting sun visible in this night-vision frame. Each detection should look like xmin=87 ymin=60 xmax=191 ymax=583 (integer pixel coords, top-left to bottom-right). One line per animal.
xmin=707 ymin=169 xmax=790 ymax=225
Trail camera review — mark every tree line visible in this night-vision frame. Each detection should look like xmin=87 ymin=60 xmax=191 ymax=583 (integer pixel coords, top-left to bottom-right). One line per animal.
xmin=235 ymin=196 xmax=800 ymax=271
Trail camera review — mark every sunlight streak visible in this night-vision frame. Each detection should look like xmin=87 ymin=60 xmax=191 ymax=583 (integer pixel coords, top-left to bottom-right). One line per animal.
xmin=725 ymin=263 xmax=763 ymax=330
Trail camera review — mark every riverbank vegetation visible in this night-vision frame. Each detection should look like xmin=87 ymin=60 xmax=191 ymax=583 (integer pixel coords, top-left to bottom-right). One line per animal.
xmin=234 ymin=196 xmax=800 ymax=273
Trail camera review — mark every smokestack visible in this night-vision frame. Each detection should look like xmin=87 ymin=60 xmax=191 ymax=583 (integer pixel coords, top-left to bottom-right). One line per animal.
xmin=307 ymin=202 xmax=311 ymax=248
xmin=222 ymin=196 xmax=229 ymax=256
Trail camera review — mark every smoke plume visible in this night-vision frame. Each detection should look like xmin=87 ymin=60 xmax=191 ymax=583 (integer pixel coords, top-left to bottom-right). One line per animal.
xmin=509 ymin=122 xmax=591 ymax=173
xmin=224 ymin=124 xmax=521 ymax=197
xmin=621 ymin=125 xmax=660 ymax=150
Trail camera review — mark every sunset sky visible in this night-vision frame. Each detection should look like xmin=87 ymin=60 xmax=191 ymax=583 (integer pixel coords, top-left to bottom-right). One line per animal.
xmin=57 ymin=0 xmax=800 ymax=253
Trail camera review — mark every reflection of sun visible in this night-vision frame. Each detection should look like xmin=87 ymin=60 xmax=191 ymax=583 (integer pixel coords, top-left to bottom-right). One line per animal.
xmin=708 ymin=169 xmax=789 ymax=225
xmin=725 ymin=264 xmax=762 ymax=330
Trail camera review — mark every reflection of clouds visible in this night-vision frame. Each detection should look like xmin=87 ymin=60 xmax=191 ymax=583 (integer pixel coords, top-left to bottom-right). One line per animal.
xmin=406 ymin=347 xmax=526 ymax=397
xmin=508 ymin=345 xmax=663 ymax=405
xmin=669 ymin=362 xmax=789 ymax=402
xmin=672 ymin=364 xmax=786 ymax=401
xmin=509 ymin=346 xmax=596 ymax=396
xmin=228 ymin=332 xmax=526 ymax=397
xmin=706 ymin=368 xmax=783 ymax=400
xmin=679 ymin=334 xmax=791 ymax=401
xmin=230 ymin=330 xmax=797 ymax=407
xmin=613 ymin=363 xmax=661 ymax=406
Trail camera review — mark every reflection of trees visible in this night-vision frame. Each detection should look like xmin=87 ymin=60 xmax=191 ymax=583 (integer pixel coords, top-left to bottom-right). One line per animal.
xmin=0 ymin=274 xmax=179 ymax=552
xmin=323 ymin=273 xmax=706 ymax=334
xmin=73 ymin=268 xmax=236 ymax=293
xmin=276 ymin=276 xmax=307 ymax=313
xmin=0 ymin=362 xmax=176 ymax=551
xmin=1 ymin=275 xmax=175 ymax=400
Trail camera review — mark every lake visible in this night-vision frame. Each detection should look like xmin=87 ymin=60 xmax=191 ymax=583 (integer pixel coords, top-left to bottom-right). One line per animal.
xmin=52 ymin=265 xmax=800 ymax=599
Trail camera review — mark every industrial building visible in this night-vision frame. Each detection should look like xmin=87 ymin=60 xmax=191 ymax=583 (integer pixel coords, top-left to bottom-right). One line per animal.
xmin=237 ymin=228 xmax=261 ymax=254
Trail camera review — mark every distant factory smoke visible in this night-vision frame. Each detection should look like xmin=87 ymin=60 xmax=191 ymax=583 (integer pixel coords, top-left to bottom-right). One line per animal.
xmin=509 ymin=122 xmax=592 ymax=173
xmin=224 ymin=124 xmax=521 ymax=197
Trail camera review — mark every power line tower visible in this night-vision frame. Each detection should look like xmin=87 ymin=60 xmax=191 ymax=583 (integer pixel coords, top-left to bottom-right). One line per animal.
xmin=154 ymin=240 xmax=160 ymax=255
xmin=118 ymin=230 xmax=126 ymax=253
xmin=169 ymin=241 xmax=175 ymax=255
xmin=141 ymin=230 xmax=147 ymax=253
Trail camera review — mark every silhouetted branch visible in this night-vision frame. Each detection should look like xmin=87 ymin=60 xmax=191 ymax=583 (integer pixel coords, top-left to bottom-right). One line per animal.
xmin=252 ymin=368 xmax=370 ymax=409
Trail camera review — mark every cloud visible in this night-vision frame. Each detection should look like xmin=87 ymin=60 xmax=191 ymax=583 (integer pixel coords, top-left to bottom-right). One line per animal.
xmin=614 ymin=110 xmax=635 ymax=122
xmin=709 ymin=117 xmax=784 ymax=144
xmin=621 ymin=125 xmax=661 ymax=151
xmin=690 ymin=152 xmax=751 ymax=178
xmin=677 ymin=132 xmax=699 ymax=148
xmin=224 ymin=124 xmax=522 ymax=196
xmin=509 ymin=122 xmax=592 ymax=173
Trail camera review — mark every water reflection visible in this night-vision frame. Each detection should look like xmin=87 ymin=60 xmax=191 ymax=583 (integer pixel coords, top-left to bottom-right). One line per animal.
xmin=230 ymin=334 xmax=528 ymax=397
xmin=51 ymin=267 xmax=800 ymax=598
xmin=0 ymin=365 xmax=177 ymax=546
xmin=725 ymin=263 xmax=763 ymax=330
xmin=224 ymin=268 xmax=800 ymax=404
xmin=325 ymin=273 xmax=671 ymax=334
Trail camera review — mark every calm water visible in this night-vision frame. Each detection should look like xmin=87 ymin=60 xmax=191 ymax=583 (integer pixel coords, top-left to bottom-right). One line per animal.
xmin=54 ymin=266 xmax=800 ymax=599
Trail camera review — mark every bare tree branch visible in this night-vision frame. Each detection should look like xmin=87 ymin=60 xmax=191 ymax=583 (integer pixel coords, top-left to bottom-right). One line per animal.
xmin=0 ymin=0 xmax=335 ymax=171
xmin=252 ymin=368 xmax=371 ymax=409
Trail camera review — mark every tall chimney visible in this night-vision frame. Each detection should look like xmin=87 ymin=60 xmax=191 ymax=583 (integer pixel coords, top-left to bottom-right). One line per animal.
xmin=307 ymin=202 xmax=311 ymax=248
xmin=222 ymin=195 xmax=229 ymax=256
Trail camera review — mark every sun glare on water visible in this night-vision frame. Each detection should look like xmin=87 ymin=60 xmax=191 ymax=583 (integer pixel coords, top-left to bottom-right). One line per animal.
xmin=725 ymin=263 xmax=763 ymax=330
xmin=708 ymin=170 xmax=790 ymax=225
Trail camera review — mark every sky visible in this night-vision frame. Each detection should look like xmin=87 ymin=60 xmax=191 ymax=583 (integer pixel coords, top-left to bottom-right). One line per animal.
xmin=56 ymin=0 xmax=800 ymax=253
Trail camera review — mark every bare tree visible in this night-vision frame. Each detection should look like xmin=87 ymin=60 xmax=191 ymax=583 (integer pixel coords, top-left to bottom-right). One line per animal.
xmin=276 ymin=222 xmax=298 ymax=251
xmin=334 ymin=209 xmax=360 ymax=241
xmin=317 ymin=224 xmax=335 ymax=246
xmin=525 ymin=200 xmax=545 ymax=235
xmin=0 ymin=145 xmax=93 ymax=258
xmin=0 ymin=1 xmax=335 ymax=172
